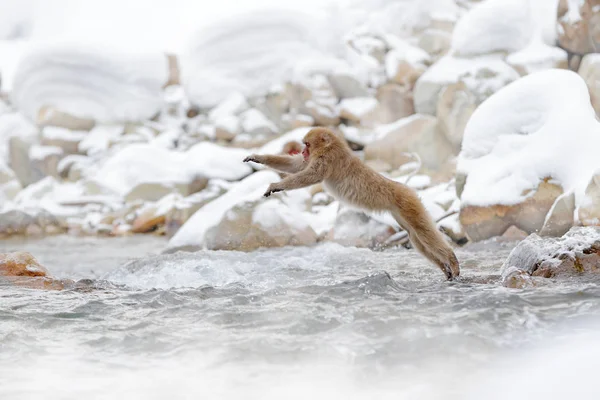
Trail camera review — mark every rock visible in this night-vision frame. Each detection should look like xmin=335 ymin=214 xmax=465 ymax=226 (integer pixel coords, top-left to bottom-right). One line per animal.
xmin=506 ymin=44 xmax=568 ymax=76
xmin=348 ymin=34 xmax=387 ymax=63
xmin=29 ymin=145 xmax=64 ymax=180
xmin=214 ymin=115 xmax=241 ymax=141
xmin=57 ymin=155 xmax=91 ymax=181
xmin=539 ymin=192 xmax=575 ymax=237
xmin=438 ymin=213 xmax=468 ymax=245
xmin=0 ymin=161 xmax=22 ymax=202
xmin=326 ymin=209 xmax=395 ymax=248
xmin=501 ymin=266 xmax=535 ymax=289
xmin=578 ymin=54 xmax=600 ymax=116
xmin=327 ymin=73 xmax=369 ymax=99
xmin=417 ymin=29 xmax=452 ymax=58
xmin=280 ymin=113 xmax=314 ymax=131
xmin=338 ymin=97 xmax=379 ymax=124
xmin=165 ymin=181 xmax=228 ymax=237
xmin=364 ymin=115 xmax=454 ymax=172
xmin=384 ymin=42 xmax=430 ymax=88
xmin=0 ymin=251 xmax=68 ymax=290
xmin=0 ymin=210 xmax=35 ymax=238
xmin=208 ymin=92 xmax=249 ymax=122
xmin=557 ymin=0 xmax=600 ymax=61
xmin=302 ymin=100 xmax=340 ymax=126
xmin=437 ymin=82 xmax=476 ymax=150
xmin=37 ymin=106 xmax=96 ymax=131
xmin=124 ymin=178 xmax=208 ymax=203
xmin=253 ymin=87 xmax=290 ymax=128
xmin=78 ymin=125 xmax=123 ymax=155
xmin=239 ymin=108 xmax=278 ymax=137
xmin=40 ymin=126 xmax=86 ymax=154
xmin=373 ymin=84 xmax=415 ymax=124
xmin=132 ymin=194 xmax=182 ymax=234
xmin=459 ymin=179 xmax=564 ymax=242
xmin=8 ymin=136 xmax=36 ymax=186
xmin=501 ymin=226 xmax=600 ymax=280
xmin=501 ymin=225 xmax=529 ymax=241
xmin=414 ymin=55 xmax=519 ymax=115
xmin=205 ymin=198 xmax=318 ymax=251
xmin=578 ymin=171 xmax=600 ymax=225
xmin=164 ymin=53 xmax=180 ymax=88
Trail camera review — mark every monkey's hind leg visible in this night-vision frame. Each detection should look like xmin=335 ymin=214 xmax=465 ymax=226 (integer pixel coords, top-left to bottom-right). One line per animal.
xmin=412 ymin=230 xmax=460 ymax=280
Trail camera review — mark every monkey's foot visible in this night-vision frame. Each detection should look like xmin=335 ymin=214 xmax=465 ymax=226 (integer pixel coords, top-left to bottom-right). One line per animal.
xmin=442 ymin=263 xmax=460 ymax=281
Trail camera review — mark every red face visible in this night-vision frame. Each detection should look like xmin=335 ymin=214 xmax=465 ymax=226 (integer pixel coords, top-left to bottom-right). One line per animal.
xmin=288 ymin=149 xmax=300 ymax=155
xmin=302 ymin=142 xmax=310 ymax=161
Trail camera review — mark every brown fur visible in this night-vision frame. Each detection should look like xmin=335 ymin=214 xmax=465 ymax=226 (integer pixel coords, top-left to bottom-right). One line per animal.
xmin=243 ymin=127 xmax=460 ymax=280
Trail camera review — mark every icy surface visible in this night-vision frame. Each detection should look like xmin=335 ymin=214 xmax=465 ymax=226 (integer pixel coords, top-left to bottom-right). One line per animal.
xmin=11 ymin=42 xmax=168 ymax=122
xmin=457 ymin=69 xmax=600 ymax=207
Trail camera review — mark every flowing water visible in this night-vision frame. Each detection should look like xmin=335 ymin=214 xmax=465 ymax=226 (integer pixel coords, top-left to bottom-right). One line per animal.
xmin=2 ymin=235 xmax=600 ymax=400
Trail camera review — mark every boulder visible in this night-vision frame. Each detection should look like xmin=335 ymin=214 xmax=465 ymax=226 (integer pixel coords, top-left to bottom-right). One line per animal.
xmin=557 ymin=0 xmax=600 ymax=65
xmin=384 ymin=42 xmax=430 ymax=88
xmin=40 ymin=126 xmax=86 ymax=154
xmin=364 ymin=115 xmax=454 ymax=172
xmin=37 ymin=106 xmax=95 ymax=131
xmin=325 ymin=209 xmax=395 ymax=248
xmin=327 ymin=73 xmax=369 ymax=99
xmin=338 ymin=97 xmax=379 ymax=124
xmin=501 ymin=226 xmax=600 ymax=281
xmin=0 ymin=210 xmax=36 ymax=238
xmin=539 ymin=192 xmax=575 ymax=237
xmin=131 ymin=194 xmax=181 ymax=234
xmin=436 ymin=82 xmax=476 ymax=151
xmin=29 ymin=145 xmax=64 ymax=180
xmin=8 ymin=136 xmax=36 ymax=186
xmin=205 ymin=199 xmax=318 ymax=251
xmin=578 ymin=171 xmax=600 ymax=225
xmin=214 ymin=115 xmax=241 ymax=141
xmin=414 ymin=55 xmax=519 ymax=115
xmin=0 ymin=161 xmax=22 ymax=202
xmin=459 ymin=179 xmax=564 ymax=242
xmin=0 ymin=251 xmax=68 ymax=290
xmin=124 ymin=177 xmax=208 ymax=203
xmin=417 ymin=29 xmax=452 ymax=58
xmin=578 ymin=54 xmax=600 ymax=116
xmin=239 ymin=108 xmax=278 ymax=137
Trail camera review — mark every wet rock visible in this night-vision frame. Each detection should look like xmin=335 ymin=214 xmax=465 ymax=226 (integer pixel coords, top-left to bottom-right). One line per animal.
xmin=501 ymin=266 xmax=535 ymax=289
xmin=578 ymin=54 xmax=600 ymax=116
xmin=0 ymin=251 xmax=69 ymax=290
xmin=36 ymin=106 xmax=96 ymax=131
xmin=364 ymin=115 xmax=454 ymax=172
xmin=437 ymin=82 xmax=476 ymax=151
xmin=557 ymin=0 xmax=600 ymax=63
xmin=501 ymin=226 xmax=600 ymax=280
xmin=460 ymin=179 xmax=564 ymax=242
xmin=205 ymin=199 xmax=317 ymax=251
xmin=579 ymin=170 xmax=600 ymax=225
xmin=326 ymin=209 xmax=395 ymax=248
xmin=539 ymin=192 xmax=575 ymax=237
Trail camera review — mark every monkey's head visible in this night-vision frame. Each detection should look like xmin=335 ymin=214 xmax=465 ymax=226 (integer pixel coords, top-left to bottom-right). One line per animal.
xmin=302 ymin=127 xmax=341 ymax=161
xmin=282 ymin=141 xmax=302 ymax=156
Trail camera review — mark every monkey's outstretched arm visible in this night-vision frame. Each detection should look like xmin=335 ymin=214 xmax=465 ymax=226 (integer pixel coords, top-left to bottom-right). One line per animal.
xmin=263 ymin=164 xmax=325 ymax=197
xmin=243 ymin=154 xmax=306 ymax=174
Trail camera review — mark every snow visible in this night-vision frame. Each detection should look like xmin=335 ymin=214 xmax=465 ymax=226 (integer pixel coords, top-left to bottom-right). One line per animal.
xmin=28 ymin=145 xmax=62 ymax=160
xmin=338 ymin=97 xmax=378 ymax=119
xmin=384 ymin=38 xmax=430 ymax=80
xmin=506 ymin=41 xmax=567 ymax=74
xmin=78 ymin=125 xmax=123 ymax=155
xmin=253 ymin=199 xmax=311 ymax=231
xmin=41 ymin=126 xmax=87 ymax=142
xmin=166 ymin=170 xmax=281 ymax=251
xmin=92 ymin=142 xmax=253 ymax=196
xmin=208 ymin=92 xmax=249 ymax=122
xmin=180 ymin=8 xmax=342 ymax=108
xmin=240 ymin=109 xmax=278 ymax=134
xmin=11 ymin=42 xmax=168 ymax=122
xmin=457 ymin=69 xmax=600 ymax=208
xmin=257 ymin=127 xmax=312 ymax=155
xmin=0 ymin=111 xmax=37 ymax=160
xmin=414 ymin=54 xmax=519 ymax=114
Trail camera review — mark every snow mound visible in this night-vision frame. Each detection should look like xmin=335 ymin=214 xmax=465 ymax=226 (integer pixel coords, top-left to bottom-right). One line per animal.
xmin=457 ymin=69 xmax=600 ymax=207
xmin=166 ymin=170 xmax=280 ymax=252
xmin=451 ymin=0 xmax=559 ymax=57
xmin=11 ymin=42 xmax=168 ymax=122
xmin=0 ymin=111 xmax=37 ymax=159
xmin=180 ymin=8 xmax=341 ymax=107
xmin=92 ymin=143 xmax=252 ymax=196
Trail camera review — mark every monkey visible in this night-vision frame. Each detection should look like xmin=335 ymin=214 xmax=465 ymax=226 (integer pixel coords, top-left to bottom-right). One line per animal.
xmin=282 ymin=141 xmax=303 ymax=156
xmin=243 ymin=127 xmax=460 ymax=280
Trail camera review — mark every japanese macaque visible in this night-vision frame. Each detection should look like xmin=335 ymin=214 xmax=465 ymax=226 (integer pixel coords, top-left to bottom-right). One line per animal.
xmin=281 ymin=141 xmax=303 ymax=156
xmin=243 ymin=127 xmax=460 ymax=280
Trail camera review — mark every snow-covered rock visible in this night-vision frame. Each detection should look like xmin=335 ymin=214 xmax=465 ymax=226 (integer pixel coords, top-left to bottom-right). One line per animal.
xmin=166 ymin=170 xmax=281 ymax=252
xmin=501 ymin=226 xmax=600 ymax=280
xmin=325 ymin=208 xmax=395 ymax=248
xmin=436 ymin=82 xmax=476 ymax=151
xmin=0 ymin=112 xmax=37 ymax=161
xmin=91 ymin=142 xmax=252 ymax=196
xmin=374 ymin=84 xmax=415 ymax=125
xmin=457 ymin=69 xmax=600 ymax=240
xmin=205 ymin=197 xmax=318 ymax=251
xmin=181 ymin=9 xmax=340 ymax=108
xmin=414 ymin=55 xmax=519 ymax=115
xmin=364 ymin=114 xmax=454 ymax=172
xmin=557 ymin=0 xmax=600 ymax=58
xmin=338 ymin=97 xmax=379 ymax=123
xmin=578 ymin=171 xmax=600 ymax=226
xmin=0 ymin=160 xmax=22 ymax=204
xmin=11 ymin=43 xmax=168 ymax=123
xmin=78 ymin=125 xmax=123 ymax=155
xmin=385 ymin=39 xmax=430 ymax=87
xmin=28 ymin=144 xmax=63 ymax=180
xmin=36 ymin=106 xmax=95 ymax=131
xmin=40 ymin=126 xmax=86 ymax=154
xmin=239 ymin=108 xmax=278 ymax=137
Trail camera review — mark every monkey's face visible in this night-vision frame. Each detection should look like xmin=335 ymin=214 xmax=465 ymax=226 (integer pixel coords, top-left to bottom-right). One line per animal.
xmin=302 ymin=142 xmax=310 ymax=161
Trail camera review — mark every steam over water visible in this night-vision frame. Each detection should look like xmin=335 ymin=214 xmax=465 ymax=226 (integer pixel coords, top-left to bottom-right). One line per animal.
xmin=2 ymin=236 xmax=600 ymax=399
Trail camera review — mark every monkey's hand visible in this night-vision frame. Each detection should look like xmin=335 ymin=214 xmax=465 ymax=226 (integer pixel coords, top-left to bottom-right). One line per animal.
xmin=263 ymin=184 xmax=283 ymax=197
xmin=243 ymin=154 xmax=263 ymax=164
